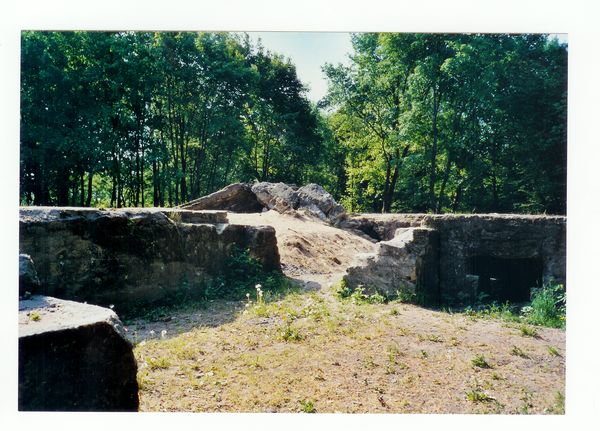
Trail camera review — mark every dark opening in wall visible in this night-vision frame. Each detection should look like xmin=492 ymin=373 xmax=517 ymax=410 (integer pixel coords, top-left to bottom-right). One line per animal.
xmin=469 ymin=256 xmax=543 ymax=302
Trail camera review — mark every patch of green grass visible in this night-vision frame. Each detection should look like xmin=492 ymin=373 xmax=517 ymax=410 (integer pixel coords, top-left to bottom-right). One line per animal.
xmin=546 ymin=345 xmax=561 ymax=356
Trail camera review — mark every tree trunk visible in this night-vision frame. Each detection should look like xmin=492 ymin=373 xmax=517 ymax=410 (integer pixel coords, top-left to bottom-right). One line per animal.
xmin=86 ymin=173 xmax=93 ymax=207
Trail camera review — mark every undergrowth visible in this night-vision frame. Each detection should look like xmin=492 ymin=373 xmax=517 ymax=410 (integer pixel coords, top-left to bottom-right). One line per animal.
xmin=332 ymin=281 xmax=427 ymax=306
xmin=121 ymin=245 xmax=292 ymax=323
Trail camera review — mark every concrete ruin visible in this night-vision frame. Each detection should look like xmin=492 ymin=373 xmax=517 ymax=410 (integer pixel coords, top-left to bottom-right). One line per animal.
xmin=342 ymin=213 xmax=566 ymax=306
xmin=19 ymin=206 xmax=281 ymax=313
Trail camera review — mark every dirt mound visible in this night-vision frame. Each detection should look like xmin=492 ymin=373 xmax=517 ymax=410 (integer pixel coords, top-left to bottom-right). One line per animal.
xmin=228 ymin=210 xmax=375 ymax=278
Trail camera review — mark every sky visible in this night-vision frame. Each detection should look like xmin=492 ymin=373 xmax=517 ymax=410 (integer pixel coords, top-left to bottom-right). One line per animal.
xmin=245 ymin=32 xmax=354 ymax=104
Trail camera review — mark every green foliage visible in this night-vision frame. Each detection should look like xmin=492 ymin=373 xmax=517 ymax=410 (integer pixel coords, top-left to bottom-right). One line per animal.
xmin=322 ymin=33 xmax=567 ymax=215
xmin=21 ymin=32 xmax=566 ymax=216
xmin=522 ymin=281 xmax=566 ymax=329
xmin=20 ymin=31 xmax=325 ymax=208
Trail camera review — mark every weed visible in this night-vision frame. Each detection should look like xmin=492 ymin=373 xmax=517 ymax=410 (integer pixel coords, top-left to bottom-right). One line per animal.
xmin=29 ymin=312 xmax=41 ymax=321
xmin=426 ymin=334 xmax=444 ymax=343
xmin=383 ymin=363 xmax=396 ymax=374
xmin=419 ymin=350 xmax=428 ymax=359
xmin=546 ymin=345 xmax=561 ymax=356
xmin=471 ymin=355 xmax=492 ymax=369
xmin=465 ymin=378 xmax=493 ymax=403
xmin=278 ymin=316 xmax=303 ymax=342
xmin=553 ymin=391 xmax=565 ymax=414
xmin=362 ymin=356 xmax=376 ymax=369
xmin=387 ymin=341 xmax=403 ymax=357
xmin=390 ymin=308 xmax=399 ymax=315
xmin=298 ymin=399 xmax=316 ymax=413
xmin=519 ymin=325 xmax=540 ymax=338
xmin=523 ymin=281 xmax=566 ymax=329
xmin=510 ymin=345 xmax=529 ymax=358
xmin=518 ymin=389 xmax=534 ymax=414
xmin=146 ymin=356 xmax=171 ymax=371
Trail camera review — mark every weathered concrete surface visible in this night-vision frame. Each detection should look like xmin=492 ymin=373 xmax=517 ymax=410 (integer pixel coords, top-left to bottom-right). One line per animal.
xmin=343 ymin=214 xmax=566 ymax=306
xmin=178 ymin=183 xmax=264 ymax=213
xmin=19 ymin=295 xmax=138 ymax=411
xmin=339 ymin=213 xmax=427 ymax=241
xmin=19 ymin=254 xmax=40 ymax=296
xmin=344 ymin=227 xmax=438 ymax=294
xmin=19 ymin=207 xmax=281 ymax=311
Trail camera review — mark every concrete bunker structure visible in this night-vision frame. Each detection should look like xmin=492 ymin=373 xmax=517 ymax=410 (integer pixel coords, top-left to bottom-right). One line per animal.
xmin=342 ymin=213 xmax=566 ymax=306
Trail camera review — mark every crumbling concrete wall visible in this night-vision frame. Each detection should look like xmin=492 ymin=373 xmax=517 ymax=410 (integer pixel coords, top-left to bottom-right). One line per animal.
xmin=343 ymin=214 xmax=566 ymax=306
xmin=19 ymin=207 xmax=281 ymax=312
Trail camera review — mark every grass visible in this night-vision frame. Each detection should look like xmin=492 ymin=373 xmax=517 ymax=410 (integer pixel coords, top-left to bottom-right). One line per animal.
xmin=128 ymin=278 xmax=565 ymax=414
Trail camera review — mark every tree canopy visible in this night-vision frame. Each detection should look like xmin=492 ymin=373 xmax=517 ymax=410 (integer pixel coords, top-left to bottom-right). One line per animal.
xmin=321 ymin=33 xmax=567 ymax=214
xmin=20 ymin=32 xmax=567 ymax=215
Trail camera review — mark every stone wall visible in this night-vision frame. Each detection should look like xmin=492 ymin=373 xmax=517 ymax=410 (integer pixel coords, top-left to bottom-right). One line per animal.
xmin=19 ymin=207 xmax=281 ymax=312
xmin=343 ymin=214 xmax=566 ymax=306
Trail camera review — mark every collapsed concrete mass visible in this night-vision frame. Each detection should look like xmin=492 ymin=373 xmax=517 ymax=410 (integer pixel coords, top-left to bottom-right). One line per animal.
xmin=179 ymin=182 xmax=347 ymax=222
xmin=342 ymin=214 xmax=566 ymax=306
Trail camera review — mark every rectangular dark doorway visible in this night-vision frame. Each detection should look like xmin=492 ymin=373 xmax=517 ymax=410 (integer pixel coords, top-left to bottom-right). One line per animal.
xmin=470 ymin=256 xmax=543 ymax=302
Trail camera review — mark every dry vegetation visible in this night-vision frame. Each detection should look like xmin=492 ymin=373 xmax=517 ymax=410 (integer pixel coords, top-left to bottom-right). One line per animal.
xmin=123 ymin=210 xmax=565 ymax=414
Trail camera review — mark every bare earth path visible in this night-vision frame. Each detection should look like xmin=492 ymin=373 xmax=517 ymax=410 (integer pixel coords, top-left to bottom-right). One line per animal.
xmin=125 ymin=210 xmax=566 ymax=414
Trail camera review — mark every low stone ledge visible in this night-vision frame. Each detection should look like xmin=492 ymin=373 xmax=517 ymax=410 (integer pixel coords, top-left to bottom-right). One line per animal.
xmin=19 ymin=295 xmax=138 ymax=411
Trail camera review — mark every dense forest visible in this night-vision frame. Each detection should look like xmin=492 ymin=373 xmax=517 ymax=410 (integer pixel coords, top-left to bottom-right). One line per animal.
xmin=20 ymin=32 xmax=567 ymax=214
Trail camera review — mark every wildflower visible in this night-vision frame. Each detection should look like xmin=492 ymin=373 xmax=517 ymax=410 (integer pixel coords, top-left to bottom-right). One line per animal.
xmin=139 ymin=340 xmax=146 ymax=346
xmin=161 ymin=330 xmax=167 ymax=339
xmin=246 ymin=293 xmax=250 ymax=298
xmin=255 ymin=284 xmax=262 ymax=290
xmin=150 ymin=330 xmax=155 ymax=338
